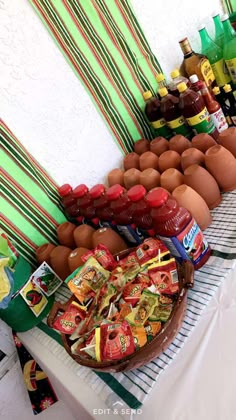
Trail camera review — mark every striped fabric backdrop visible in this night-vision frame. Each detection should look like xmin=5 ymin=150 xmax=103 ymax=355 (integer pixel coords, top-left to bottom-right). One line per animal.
xmin=29 ymin=0 xmax=163 ymax=153
xmin=1 ymin=120 xmax=66 ymax=267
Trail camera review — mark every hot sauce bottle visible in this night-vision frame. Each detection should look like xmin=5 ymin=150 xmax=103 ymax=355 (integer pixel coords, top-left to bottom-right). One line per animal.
xmin=89 ymin=184 xmax=116 ymax=230
xmin=58 ymin=184 xmax=80 ymax=220
xmin=73 ymin=184 xmax=99 ymax=228
xmin=201 ymin=83 xmax=228 ymax=134
xmin=127 ymin=185 xmax=154 ymax=238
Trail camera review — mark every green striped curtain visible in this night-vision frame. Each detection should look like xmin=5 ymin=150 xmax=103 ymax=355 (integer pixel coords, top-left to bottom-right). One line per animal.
xmin=1 ymin=120 xmax=66 ymax=266
xmin=29 ymin=0 xmax=163 ymax=153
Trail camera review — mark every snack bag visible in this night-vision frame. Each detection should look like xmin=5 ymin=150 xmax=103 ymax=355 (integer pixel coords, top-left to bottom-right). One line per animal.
xmin=125 ymin=290 xmax=158 ymax=326
xmin=82 ymin=244 xmax=117 ymax=271
xmin=144 ymin=321 xmax=162 ymax=342
xmin=53 ymin=301 xmax=87 ymax=334
xmin=135 ymin=238 xmax=169 ymax=266
xmin=95 ymin=321 xmax=135 ymax=361
xmin=122 ymin=282 xmax=144 ymax=306
xmin=114 ymin=303 xmax=132 ymax=321
xmin=118 ymin=253 xmax=141 ymax=282
xmin=131 ymin=325 xmax=147 ymax=349
xmin=0 ymin=258 xmax=14 ymax=309
xmin=148 ymin=303 xmax=173 ymax=323
xmin=97 ymin=283 xmax=117 ymax=316
xmin=148 ymin=258 xmax=179 ymax=295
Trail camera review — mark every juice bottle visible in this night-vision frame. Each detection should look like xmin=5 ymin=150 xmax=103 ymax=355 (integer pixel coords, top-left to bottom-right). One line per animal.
xmin=145 ymin=187 xmax=211 ymax=269
xmin=213 ymin=86 xmax=232 ymax=125
xmin=201 ymin=83 xmax=228 ymax=134
xmin=158 ymin=87 xmax=193 ymax=138
xmin=143 ymin=91 xmax=172 ymax=139
xmin=107 ymin=184 xmax=143 ymax=245
xmin=222 ymin=14 xmax=236 ymax=85
xmin=212 ymin=12 xmax=224 ymax=49
xmin=177 ymin=82 xmax=218 ymax=138
xmin=89 ymin=184 xmax=116 ymax=229
xmin=223 ymin=84 xmax=236 ymax=125
xmin=73 ymin=184 xmax=99 ymax=228
xmin=127 ymin=185 xmax=155 ymax=238
xmin=58 ymin=184 xmax=80 ymax=220
xmin=198 ymin=24 xmax=231 ymax=87
xmin=156 ymin=73 xmax=168 ymax=90
xmin=179 ymin=37 xmax=216 ymax=89
xmin=168 ymin=69 xmax=190 ymax=97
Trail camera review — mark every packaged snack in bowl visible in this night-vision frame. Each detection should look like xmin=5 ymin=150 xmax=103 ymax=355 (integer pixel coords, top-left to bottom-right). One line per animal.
xmin=118 ymin=253 xmax=141 ymax=282
xmin=97 ymin=283 xmax=117 ymax=316
xmin=82 ymin=244 xmax=117 ymax=271
xmin=148 ymin=258 xmax=179 ymax=295
xmin=148 ymin=302 xmax=174 ymax=323
xmin=125 ymin=289 xmax=158 ymax=326
xmin=130 ymin=325 xmax=147 ymax=349
xmin=122 ymin=282 xmax=144 ymax=306
xmin=95 ymin=321 xmax=135 ymax=361
xmin=114 ymin=303 xmax=132 ymax=321
xmin=135 ymin=238 xmax=170 ymax=266
xmin=144 ymin=321 xmax=162 ymax=342
xmin=53 ymin=301 xmax=87 ymax=334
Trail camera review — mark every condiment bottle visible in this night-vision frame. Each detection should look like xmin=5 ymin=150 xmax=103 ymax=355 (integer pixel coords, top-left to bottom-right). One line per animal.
xmin=145 ymin=187 xmax=211 ymax=269
xmin=179 ymin=37 xmax=216 ymax=89
xmin=212 ymin=86 xmax=232 ymax=125
xmin=73 ymin=184 xmax=98 ymax=228
xmin=143 ymin=90 xmax=172 ymax=139
xmin=201 ymin=83 xmax=228 ymax=134
xmin=189 ymin=74 xmax=206 ymax=95
xmin=156 ymin=73 xmax=169 ymax=90
xmin=58 ymin=184 xmax=80 ymax=220
xmin=221 ymin=14 xmax=236 ymax=85
xmin=169 ymin=69 xmax=190 ymax=97
xmin=223 ymin=84 xmax=236 ymax=125
xmin=177 ymin=82 xmax=218 ymax=138
xmin=158 ymin=87 xmax=193 ymax=138
xmin=212 ymin=11 xmax=225 ymax=49
xmin=89 ymin=184 xmax=116 ymax=230
xmin=127 ymin=185 xmax=154 ymax=238
xmin=107 ymin=184 xmax=143 ymax=245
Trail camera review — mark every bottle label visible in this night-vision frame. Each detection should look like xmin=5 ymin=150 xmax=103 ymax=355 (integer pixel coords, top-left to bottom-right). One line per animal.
xmin=167 ymin=116 xmax=191 ymax=136
xmin=158 ymin=219 xmax=210 ymax=266
xmin=186 ymin=107 xmax=215 ymax=134
xmin=211 ymin=59 xmax=231 ymax=86
xmin=151 ymin=119 xmax=172 ymax=138
xmin=151 ymin=118 xmax=167 ymax=129
xmin=225 ymin=58 xmax=236 ymax=84
xmin=210 ymin=108 xmax=228 ymax=132
xmin=200 ymin=58 xmax=216 ymax=87
xmin=116 ymin=224 xmax=143 ymax=245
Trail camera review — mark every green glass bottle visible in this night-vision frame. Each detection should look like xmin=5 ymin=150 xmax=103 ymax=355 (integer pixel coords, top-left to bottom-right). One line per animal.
xmin=222 ymin=14 xmax=236 ymax=84
xmin=212 ymin=12 xmax=224 ymax=49
xmin=198 ymin=24 xmax=231 ymax=87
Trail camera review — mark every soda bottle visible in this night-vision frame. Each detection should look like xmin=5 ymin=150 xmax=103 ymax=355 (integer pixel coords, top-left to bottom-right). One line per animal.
xmin=212 ymin=86 xmax=232 ymax=125
xmin=145 ymin=187 xmax=211 ymax=269
xmin=143 ymin=90 xmax=172 ymax=139
xmin=127 ymin=185 xmax=154 ymax=238
xmin=177 ymin=82 xmax=218 ymax=139
xmin=89 ymin=184 xmax=116 ymax=229
xmin=58 ymin=184 xmax=80 ymax=220
xmin=221 ymin=14 xmax=236 ymax=85
xmin=200 ymin=83 xmax=228 ymax=134
xmin=198 ymin=24 xmax=231 ymax=87
xmin=73 ymin=184 xmax=99 ymax=228
xmin=158 ymin=87 xmax=193 ymax=138
xmin=106 ymin=184 xmax=143 ymax=245
xmin=223 ymin=84 xmax=236 ymax=125
xmin=212 ymin=12 xmax=224 ymax=48
xmin=168 ymin=69 xmax=190 ymax=97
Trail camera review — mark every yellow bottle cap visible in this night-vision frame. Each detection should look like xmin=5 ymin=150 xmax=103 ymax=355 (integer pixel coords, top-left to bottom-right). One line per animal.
xmin=223 ymin=84 xmax=232 ymax=93
xmin=143 ymin=90 xmax=153 ymax=101
xmin=159 ymin=87 xmax=168 ymax=97
xmin=171 ymin=69 xmax=180 ymax=79
xmin=156 ymin=73 xmax=165 ymax=82
xmin=177 ymin=82 xmax=188 ymax=93
xmin=212 ymin=87 xmax=220 ymax=95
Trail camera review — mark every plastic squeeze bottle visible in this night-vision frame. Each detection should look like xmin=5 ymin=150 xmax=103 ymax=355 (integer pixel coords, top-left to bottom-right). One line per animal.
xmin=73 ymin=184 xmax=99 ymax=228
xmin=89 ymin=184 xmax=117 ymax=229
xmin=168 ymin=69 xmax=190 ymax=97
xmin=145 ymin=187 xmax=211 ymax=269
xmin=158 ymin=87 xmax=193 ymax=138
xmin=200 ymin=83 xmax=228 ymax=134
xmin=143 ymin=90 xmax=172 ymax=139
xmin=127 ymin=185 xmax=155 ymax=238
xmin=177 ymin=82 xmax=218 ymax=139
xmin=58 ymin=184 xmax=80 ymax=220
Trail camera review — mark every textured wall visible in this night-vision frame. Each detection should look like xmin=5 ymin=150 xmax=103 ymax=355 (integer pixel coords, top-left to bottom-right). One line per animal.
xmin=0 ymin=0 xmax=223 ymax=188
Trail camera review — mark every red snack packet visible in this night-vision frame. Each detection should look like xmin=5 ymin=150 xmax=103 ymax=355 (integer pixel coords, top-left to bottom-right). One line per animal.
xmin=53 ymin=301 xmax=87 ymax=334
xmin=122 ymin=282 xmax=144 ymax=307
xmin=82 ymin=244 xmax=116 ymax=270
xmin=95 ymin=321 xmax=135 ymax=361
xmin=135 ymin=238 xmax=169 ymax=266
xmin=148 ymin=258 xmax=179 ymax=295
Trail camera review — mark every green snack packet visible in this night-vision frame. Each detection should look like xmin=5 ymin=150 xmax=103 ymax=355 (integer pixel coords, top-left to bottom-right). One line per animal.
xmin=125 ymin=289 xmax=158 ymax=326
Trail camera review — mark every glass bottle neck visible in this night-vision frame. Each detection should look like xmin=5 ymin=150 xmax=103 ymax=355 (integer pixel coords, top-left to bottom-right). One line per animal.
xmin=222 ymin=18 xmax=236 ymax=42
xmin=199 ymin=28 xmax=212 ymax=49
xmin=213 ymin=15 xmax=224 ymax=37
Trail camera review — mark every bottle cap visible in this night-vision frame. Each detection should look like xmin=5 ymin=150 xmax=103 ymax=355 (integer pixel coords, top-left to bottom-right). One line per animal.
xmin=198 ymin=23 xmax=206 ymax=31
xmin=221 ymin=14 xmax=229 ymax=22
xmin=127 ymin=185 xmax=147 ymax=202
xmin=189 ymin=74 xmax=199 ymax=83
xmin=145 ymin=188 xmax=168 ymax=207
xmin=89 ymin=184 xmax=106 ymax=199
xmin=73 ymin=184 xmax=88 ymax=198
xmin=212 ymin=86 xmax=220 ymax=95
xmin=106 ymin=184 xmax=124 ymax=201
xmin=177 ymin=82 xmax=188 ymax=93
xmin=58 ymin=184 xmax=72 ymax=197
xmin=212 ymin=11 xmax=219 ymax=18
xmin=223 ymin=84 xmax=232 ymax=93
xmin=156 ymin=73 xmax=165 ymax=82
xmin=143 ymin=90 xmax=152 ymax=101
xmin=158 ymin=87 xmax=168 ymax=97
xmin=170 ymin=69 xmax=180 ymax=79
xmin=179 ymin=37 xmax=192 ymax=54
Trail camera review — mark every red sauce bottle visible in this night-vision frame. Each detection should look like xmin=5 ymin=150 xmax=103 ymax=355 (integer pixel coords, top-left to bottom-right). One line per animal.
xmin=58 ymin=184 xmax=80 ymax=219
xmin=127 ymin=185 xmax=154 ymax=237
xmin=201 ymin=83 xmax=228 ymax=135
xmin=143 ymin=91 xmax=172 ymax=139
xmin=89 ymin=184 xmax=116 ymax=229
xmin=73 ymin=184 xmax=99 ymax=228
xmin=145 ymin=188 xmax=211 ymax=269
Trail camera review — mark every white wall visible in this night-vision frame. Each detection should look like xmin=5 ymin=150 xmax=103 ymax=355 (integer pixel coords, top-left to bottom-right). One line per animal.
xmin=0 ymin=0 xmax=223 ymax=188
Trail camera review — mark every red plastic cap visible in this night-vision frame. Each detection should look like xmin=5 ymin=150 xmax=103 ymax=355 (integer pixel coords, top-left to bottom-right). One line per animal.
xmin=73 ymin=184 xmax=88 ymax=198
xmin=127 ymin=185 xmax=147 ymax=202
xmin=106 ymin=184 xmax=124 ymax=201
xmin=90 ymin=184 xmax=106 ymax=199
xmin=145 ymin=187 xmax=168 ymax=207
xmin=58 ymin=184 xmax=72 ymax=197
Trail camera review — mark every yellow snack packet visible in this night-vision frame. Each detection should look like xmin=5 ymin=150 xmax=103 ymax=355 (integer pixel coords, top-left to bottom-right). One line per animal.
xmin=125 ymin=290 xmax=158 ymax=326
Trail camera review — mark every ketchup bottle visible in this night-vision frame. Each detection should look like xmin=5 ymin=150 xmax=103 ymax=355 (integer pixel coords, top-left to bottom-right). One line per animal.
xmin=177 ymin=82 xmax=218 ymax=139
xmin=106 ymin=184 xmax=143 ymax=245
xmin=145 ymin=188 xmax=211 ymax=269
xmin=89 ymin=184 xmax=116 ymax=230
xmin=127 ymin=185 xmax=155 ymax=238
xmin=58 ymin=184 xmax=80 ymax=220
xmin=201 ymin=83 xmax=228 ymax=134
xmin=73 ymin=184 xmax=99 ymax=228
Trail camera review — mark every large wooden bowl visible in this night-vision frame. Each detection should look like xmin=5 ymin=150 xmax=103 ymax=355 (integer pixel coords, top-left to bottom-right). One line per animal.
xmin=48 ymin=254 xmax=194 ymax=372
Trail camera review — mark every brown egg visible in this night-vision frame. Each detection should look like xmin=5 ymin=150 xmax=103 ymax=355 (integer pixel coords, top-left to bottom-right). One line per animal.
xmin=150 ymin=137 xmax=169 ymax=156
xmin=68 ymin=247 xmax=89 ymax=273
xmin=133 ymin=139 xmax=150 ymax=155
xmin=92 ymin=228 xmax=128 ymax=255
xmin=57 ymin=222 xmax=76 ymax=248
xmin=49 ymin=246 xmax=72 ymax=280
xmin=158 ymin=150 xmax=181 ymax=173
xmin=73 ymin=224 xmax=96 ymax=249
xmin=107 ymin=168 xmax=125 ymax=187
xmin=160 ymin=168 xmax=184 ymax=192
xmin=123 ymin=152 xmax=140 ymax=170
xmin=140 ymin=168 xmax=160 ymax=190
xmin=191 ymin=133 xmax=217 ymax=153
xmin=181 ymin=148 xmax=205 ymax=171
xmin=169 ymin=135 xmax=192 ymax=154
xmin=124 ymin=168 xmax=141 ymax=189
xmin=139 ymin=151 xmax=159 ymax=171
xmin=36 ymin=243 xmax=56 ymax=265
xmin=218 ymin=127 xmax=236 ymax=158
